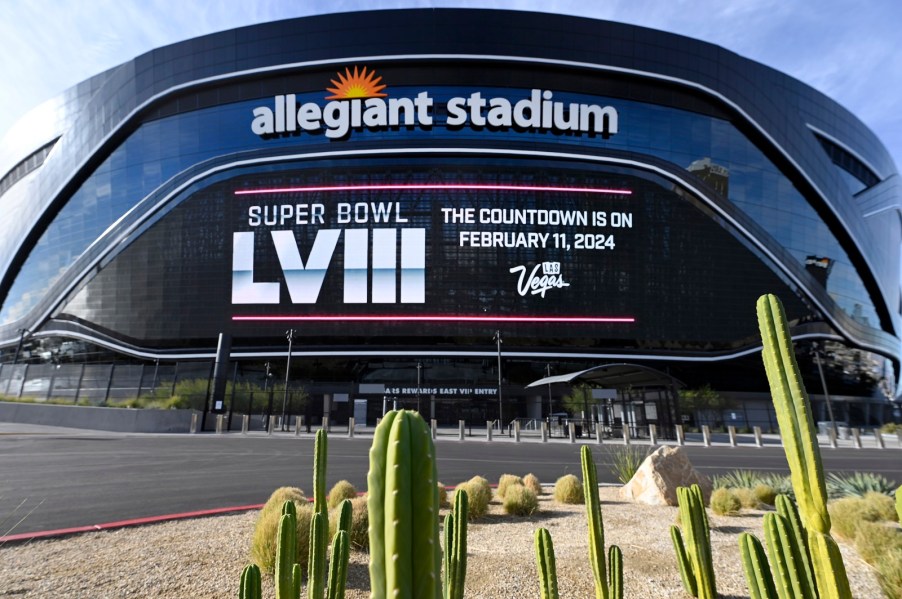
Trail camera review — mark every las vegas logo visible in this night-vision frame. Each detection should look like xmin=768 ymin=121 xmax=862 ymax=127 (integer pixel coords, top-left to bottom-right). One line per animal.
xmin=509 ymin=262 xmax=571 ymax=298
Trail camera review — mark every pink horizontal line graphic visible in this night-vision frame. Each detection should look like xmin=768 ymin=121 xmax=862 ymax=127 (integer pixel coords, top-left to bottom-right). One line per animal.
xmin=234 ymin=183 xmax=632 ymax=195
xmin=232 ymin=315 xmax=635 ymax=323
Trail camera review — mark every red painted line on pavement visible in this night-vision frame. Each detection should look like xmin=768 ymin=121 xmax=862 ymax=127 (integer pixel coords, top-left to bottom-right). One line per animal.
xmin=0 ymin=504 xmax=264 ymax=544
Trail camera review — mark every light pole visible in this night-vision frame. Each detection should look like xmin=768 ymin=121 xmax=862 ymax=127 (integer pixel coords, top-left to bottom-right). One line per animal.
xmin=13 ymin=328 xmax=30 ymax=364
xmin=546 ymin=363 xmax=553 ymax=420
xmin=493 ymin=330 xmax=503 ymax=434
xmin=281 ymin=329 xmax=295 ymax=431
xmin=812 ymin=341 xmax=838 ymax=439
xmin=416 ymin=361 xmax=422 ymax=413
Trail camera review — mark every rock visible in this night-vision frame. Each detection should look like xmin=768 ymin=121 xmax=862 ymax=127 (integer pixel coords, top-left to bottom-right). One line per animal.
xmin=619 ymin=446 xmax=711 ymax=506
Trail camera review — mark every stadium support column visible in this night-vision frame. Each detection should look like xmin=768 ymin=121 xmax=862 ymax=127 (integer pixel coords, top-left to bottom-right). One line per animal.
xmin=494 ymin=330 xmax=503 ymax=434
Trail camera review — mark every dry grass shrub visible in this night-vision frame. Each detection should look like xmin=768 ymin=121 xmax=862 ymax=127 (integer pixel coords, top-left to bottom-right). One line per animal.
xmin=853 ymin=521 xmax=902 ymax=565
xmin=467 ymin=475 xmax=493 ymax=507
xmin=327 ymin=480 xmax=358 ymax=510
xmin=753 ymin=484 xmax=777 ymax=506
xmin=497 ymin=474 xmax=524 ymax=500
xmin=456 ymin=480 xmax=490 ymax=520
xmin=437 ymin=482 xmax=448 ymax=508
xmin=502 ymin=484 xmax=539 ymax=516
xmin=553 ymin=474 xmax=583 ymax=504
xmin=829 ymin=496 xmax=894 ymax=540
xmin=347 ymin=495 xmax=369 ymax=550
xmin=862 ymin=491 xmax=898 ymax=522
xmin=733 ymin=487 xmax=759 ymax=509
xmin=250 ymin=487 xmax=313 ymax=574
xmin=523 ymin=473 xmax=543 ymax=496
xmin=710 ymin=488 xmax=741 ymax=516
xmin=875 ymin=548 xmax=902 ymax=599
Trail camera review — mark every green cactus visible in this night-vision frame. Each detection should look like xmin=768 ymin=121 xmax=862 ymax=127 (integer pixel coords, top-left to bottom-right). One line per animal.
xmin=276 ymin=501 xmax=301 ymax=599
xmin=336 ymin=498 xmax=352 ymax=536
xmin=535 ymin=527 xmax=559 ymax=599
xmin=367 ymin=410 xmax=441 ymax=599
xmin=670 ymin=484 xmax=716 ymax=599
xmin=240 ymin=563 xmax=263 ymax=599
xmin=307 ymin=428 xmax=328 ymax=598
xmin=763 ymin=512 xmax=816 ymax=599
xmin=756 ymin=293 xmax=851 ymax=599
xmin=581 ymin=445 xmax=623 ymax=599
xmin=607 ymin=545 xmax=623 ymax=599
xmin=807 ymin=530 xmax=851 ymax=599
xmin=326 ymin=530 xmax=349 ymax=599
xmin=774 ymin=494 xmax=816 ymax=594
xmin=314 ymin=429 xmax=328 ymax=517
xmin=307 ymin=512 xmax=326 ymax=599
xmin=738 ymin=532 xmax=777 ymax=599
xmin=442 ymin=488 xmax=469 ymax=599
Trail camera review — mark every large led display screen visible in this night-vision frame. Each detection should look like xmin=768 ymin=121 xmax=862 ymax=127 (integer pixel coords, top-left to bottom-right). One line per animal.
xmin=60 ymin=158 xmax=810 ymax=350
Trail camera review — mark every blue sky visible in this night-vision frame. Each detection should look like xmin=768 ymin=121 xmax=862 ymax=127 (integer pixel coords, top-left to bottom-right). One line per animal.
xmin=1 ymin=0 xmax=900 ymax=169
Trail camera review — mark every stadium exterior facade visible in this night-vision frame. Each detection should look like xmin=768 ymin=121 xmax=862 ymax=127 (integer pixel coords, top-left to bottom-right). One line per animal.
xmin=0 ymin=9 xmax=899 ymax=429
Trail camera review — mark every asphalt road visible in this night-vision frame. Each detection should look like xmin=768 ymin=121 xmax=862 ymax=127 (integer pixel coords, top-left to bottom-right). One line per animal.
xmin=2 ymin=429 xmax=901 ymax=536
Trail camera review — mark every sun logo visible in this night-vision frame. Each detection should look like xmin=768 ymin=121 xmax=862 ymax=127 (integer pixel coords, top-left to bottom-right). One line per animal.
xmin=325 ymin=66 xmax=388 ymax=100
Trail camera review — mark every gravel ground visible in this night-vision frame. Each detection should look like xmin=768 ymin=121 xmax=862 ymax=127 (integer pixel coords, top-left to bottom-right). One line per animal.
xmin=0 ymin=487 xmax=883 ymax=598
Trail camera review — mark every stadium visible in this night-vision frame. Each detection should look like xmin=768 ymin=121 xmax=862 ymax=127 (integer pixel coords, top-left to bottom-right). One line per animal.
xmin=0 ymin=9 xmax=899 ymax=431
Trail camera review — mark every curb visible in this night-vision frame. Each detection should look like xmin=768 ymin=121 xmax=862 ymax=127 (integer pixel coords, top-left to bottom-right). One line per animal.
xmin=0 ymin=504 xmax=264 ymax=545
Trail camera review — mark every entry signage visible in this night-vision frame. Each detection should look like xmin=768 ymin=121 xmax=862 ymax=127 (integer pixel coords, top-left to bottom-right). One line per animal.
xmin=250 ymin=66 xmax=619 ymax=140
xmin=383 ymin=386 xmax=498 ymax=397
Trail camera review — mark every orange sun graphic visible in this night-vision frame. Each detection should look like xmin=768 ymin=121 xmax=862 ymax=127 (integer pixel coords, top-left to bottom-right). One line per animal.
xmin=325 ymin=66 xmax=388 ymax=100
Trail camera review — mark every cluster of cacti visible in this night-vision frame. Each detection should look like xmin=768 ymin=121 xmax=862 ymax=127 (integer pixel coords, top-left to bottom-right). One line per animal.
xmin=367 ymin=410 xmax=442 ymax=599
xmin=581 ymin=445 xmax=623 ymax=599
xmin=670 ymin=484 xmax=716 ymax=599
xmin=443 ymin=488 xmax=468 ymax=599
xmin=241 ymin=428 xmax=352 ymax=599
xmin=535 ymin=527 xmax=560 ymax=599
xmin=742 ymin=294 xmax=852 ymax=599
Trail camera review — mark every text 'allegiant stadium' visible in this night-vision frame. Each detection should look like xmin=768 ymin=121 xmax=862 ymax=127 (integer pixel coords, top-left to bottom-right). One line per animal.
xmin=250 ymin=89 xmax=619 ymax=140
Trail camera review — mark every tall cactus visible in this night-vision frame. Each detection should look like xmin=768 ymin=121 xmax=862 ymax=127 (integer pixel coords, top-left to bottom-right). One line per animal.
xmin=670 ymin=484 xmax=716 ymax=599
xmin=367 ymin=410 xmax=441 ymax=599
xmin=443 ymin=488 xmax=468 ymax=599
xmin=756 ymin=293 xmax=851 ymax=599
xmin=535 ymin=527 xmax=560 ymax=599
xmin=240 ymin=563 xmax=263 ymax=599
xmin=581 ymin=445 xmax=622 ymax=599
xmin=307 ymin=512 xmax=326 ymax=599
xmin=307 ymin=428 xmax=328 ymax=599
xmin=276 ymin=500 xmax=302 ymax=599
